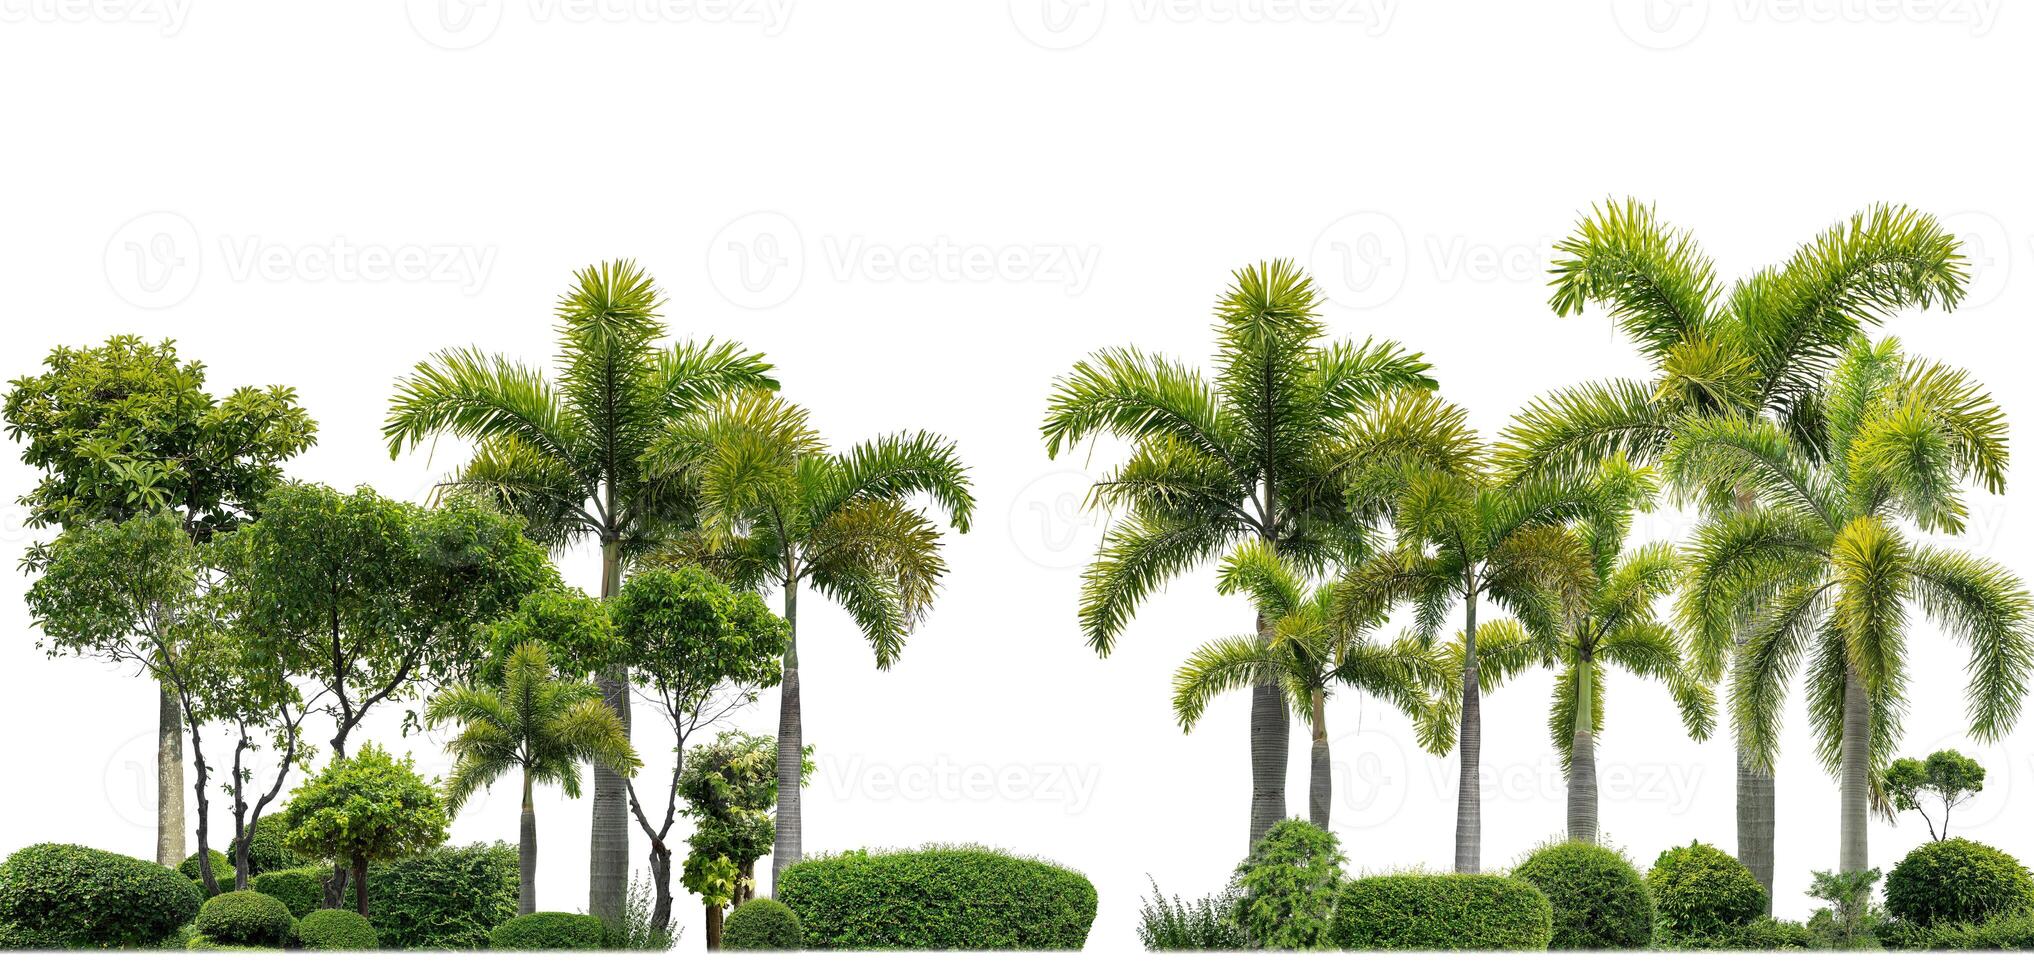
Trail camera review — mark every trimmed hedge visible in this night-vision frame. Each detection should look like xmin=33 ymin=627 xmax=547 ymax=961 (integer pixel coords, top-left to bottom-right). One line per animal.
xmin=1884 ymin=838 xmax=2034 ymax=927
xmin=722 ymin=897 xmax=803 ymax=950
xmin=1511 ymin=841 xmax=1655 ymax=949
xmin=1657 ymin=916 xmax=1813 ymax=950
xmin=180 ymin=849 xmax=238 ymax=891
xmin=1880 ymin=913 xmax=2034 ymax=950
xmin=1331 ymin=873 xmax=1552 ymax=950
xmin=489 ymin=912 xmax=607 ymax=950
xmin=0 ymin=843 xmax=202 ymax=948
xmin=185 ymin=933 xmax=269 ymax=950
xmin=1646 ymin=841 xmax=1766 ymax=941
xmin=354 ymin=843 xmax=520 ymax=949
xmin=253 ymin=865 xmax=332 ymax=919
xmin=195 ymin=890 xmax=296 ymax=947
xmin=296 ymin=908 xmax=379 ymax=950
xmin=779 ymin=846 xmax=1097 ymax=950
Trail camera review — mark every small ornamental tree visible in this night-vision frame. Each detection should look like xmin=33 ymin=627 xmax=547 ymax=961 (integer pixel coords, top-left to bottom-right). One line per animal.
xmin=1883 ymin=750 xmax=1987 ymax=842
xmin=1229 ymin=819 xmax=1345 ymax=949
xmin=281 ymin=743 xmax=450 ymax=915
xmin=679 ymin=731 xmax=809 ymax=949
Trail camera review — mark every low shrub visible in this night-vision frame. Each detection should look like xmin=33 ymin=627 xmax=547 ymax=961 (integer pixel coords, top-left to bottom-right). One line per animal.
xmin=253 ymin=865 xmax=332 ymax=919
xmin=1884 ymin=838 xmax=2034 ymax=927
xmin=1646 ymin=841 xmax=1767 ymax=941
xmin=489 ymin=911 xmax=607 ymax=950
xmin=1332 ymin=873 xmax=1552 ymax=950
xmin=295 ymin=908 xmax=378 ymax=950
xmin=180 ymin=849 xmax=238 ymax=891
xmin=1656 ymin=916 xmax=1813 ymax=950
xmin=355 ymin=843 xmax=520 ymax=949
xmin=1136 ymin=878 xmax=1246 ymax=950
xmin=779 ymin=845 xmax=1097 ymax=950
xmin=241 ymin=816 xmax=297 ymax=877
xmin=1229 ymin=820 xmax=1344 ymax=949
xmin=1511 ymin=841 xmax=1655 ymax=949
xmin=0 ymin=843 xmax=202 ymax=948
xmin=184 ymin=933 xmax=268 ymax=950
xmin=721 ymin=897 xmax=802 ymax=950
xmin=194 ymin=890 xmax=295 ymax=947
xmin=1879 ymin=913 xmax=2034 ymax=950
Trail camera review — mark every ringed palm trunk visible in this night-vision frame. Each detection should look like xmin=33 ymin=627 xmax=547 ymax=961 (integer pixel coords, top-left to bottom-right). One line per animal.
xmin=1729 ymin=488 xmax=1777 ymax=909
xmin=520 ymin=770 xmax=538 ymax=916
xmin=1567 ymin=658 xmax=1598 ymax=842
xmin=157 ymin=681 xmax=186 ymax=867
xmin=589 ymin=539 xmax=631 ymax=928
xmin=1454 ymin=589 xmax=1481 ymax=874
xmin=1838 ymin=662 xmax=1871 ymax=874
xmin=772 ymin=579 xmax=803 ymax=897
xmin=1248 ymin=609 xmax=1289 ymax=846
xmin=1308 ymin=691 xmax=1330 ymax=830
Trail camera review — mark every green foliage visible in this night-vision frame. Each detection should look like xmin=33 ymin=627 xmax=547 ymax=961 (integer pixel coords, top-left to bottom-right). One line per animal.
xmin=0 ymin=843 xmax=201 ymax=949
xmin=489 ymin=911 xmax=608 ymax=950
xmin=679 ymin=730 xmax=808 ymax=904
xmin=232 ymin=815 xmax=298 ymax=878
xmin=1135 ymin=879 xmax=1245 ymax=950
xmin=184 ymin=934 xmax=265 ymax=950
xmin=428 ymin=642 xmax=641 ymax=814
xmin=1330 ymin=873 xmax=1553 ymax=950
xmin=1646 ymin=841 xmax=1767 ymax=941
xmin=194 ymin=890 xmax=295 ymax=948
xmin=355 ymin=843 xmax=521 ymax=949
xmin=480 ymin=587 xmax=621 ymax=684
xmin=180 ymin=850 xmax=237 ymax=891
xmin=1511 ymin=841 xmax=1655 ymax=949
xmin=1656 ymin=916 xmax=1814 ymax=950
xmin=779 ymin=846 xmax=1097 ymax=950
xmin=281 ymin=744 xmax=449 ymax=881
xmin=1884 ymin=838 xmax=2034 ymax=927
xmin=1806 ymin=868 xmax=1885 ymax=949
xmin=612 ymin=873 xmax=675 ymax=951
xmin=1882 ymin=750 xmax=1987 ymax=841
xmin=1879 ymin=912 xmax=2034 ymax=950
xmin=294 ymin=908 xmax=378 ymax=950
xmin=721 ymin=898 xmax=803 ymax=950
xmin=252 ymin=865 xmax=331 ymax=919
xmin=1228 ymin=819 xmax=1345 ymax=949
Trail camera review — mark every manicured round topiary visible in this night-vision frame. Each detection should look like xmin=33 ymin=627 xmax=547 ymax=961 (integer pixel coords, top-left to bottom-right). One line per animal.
xmin=1885 ymin=838 xmax=2034 ymax=927
xmin=180 ymin=849 xmax=238 ymax=891
xmin=0 ymin=843 xmax=202 ymax=948
xmin=296 ymin=908 xmax=379 ymax=950
xmin=1511 ymin=841 xmax=1655 ymax=949
xmin=779 ymin=846 xmax=1098 ymax=950
xmin=242 ymin=815 xmax=297 ymax=877
xmin=1332 ymin=873 xmax=1553 ymax=950
xmin=489 ymin=911 xmax=608 ymax=950
xmin=252 ymin=864 xmax=332 ymax=919
xmin=194 ymin=889 xmax=296 ymax=947
xmin=722 ymin=898 xmax=803 ymax=950
xmin=1647 ymin=841 xmax=1767 ymax=940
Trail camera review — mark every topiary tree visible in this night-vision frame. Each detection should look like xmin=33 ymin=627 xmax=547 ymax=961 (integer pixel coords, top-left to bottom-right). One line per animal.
xmin=721 ymin=897 xmax=803 ymax=950
xmin=252 ymin=865 xmax=330 ymax=918
xmin=1883 ymin=750 xmax=1987 ymax=842
xmin=489 ymin=911 xmax=608 ymax=950
xmin=1885 ymin=838 xmax=2034 ymax=927
xmin=1228 ymin=818 xmax=1344 ymax=950
xmin=280 ymin=743 xmax=450 ymax=916
xmin=194 ymin=890 xmax=295 ymax=948
xmin=1646 ymin=841 xmax=1766 ymax=941
xmin=1511 ymin=840 xmax=1654 ymax=949
xmin=678 ymin=731 xmax=809 ymax=948
xmin=295 ymin=908 xmax=378 ymax=949
xmin=179 ymin=850 xmax=236 ymax=891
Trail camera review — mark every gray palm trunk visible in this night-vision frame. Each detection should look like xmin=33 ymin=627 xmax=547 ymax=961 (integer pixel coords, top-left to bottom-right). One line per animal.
xmin=772 ymin=580 xmax=802 ymax=897
xmin=1567 ymin=657 xmax=1598 ymax=842
xmin=157 ymin=681 xmax=186 ymax=867
xmin=588 ymin=540 xmax=631 ymax=929
xmin=1308 ymin=691 xmax=1330 ymax=829
xmin=1738 ymin=757 xmax=1776 ymax=912
xmin=1455 ymin=590 xmax=1482 ymax=873
xmin=1839 ymin=662 xmax=1871 ymax=874
xmin=520 ymin=771 xmax=539 ymax=916
xmin=1248 ymin=609 xmax=1289 ymax=846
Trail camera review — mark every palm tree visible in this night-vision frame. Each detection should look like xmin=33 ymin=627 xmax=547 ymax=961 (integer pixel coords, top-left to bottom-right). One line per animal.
xmin=1498 ymin=199 xmax=1968 ymax=899
xmin=1172 ymin=540 xmax=1451 ymax=830
xmin=427 ymin=642 xmax=643 ymax=915
xmin=384 ymin=260 xmax=774 ymax=924
xmin=1673 ymin=337 xmax=2031 ymax=874
xmin=642 ymin=389 xmax=973 ymax=895
xmin=1041 ymin=259 xmax=1437 ymax=846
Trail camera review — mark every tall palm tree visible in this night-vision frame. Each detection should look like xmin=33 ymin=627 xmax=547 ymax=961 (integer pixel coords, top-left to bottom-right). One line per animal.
xmin=427 ymin=642 xmax=642 ymax=915
xmin=384 ymin=260 xmax=775 ymax=925
xmin=1498 ymin=199 xmax=1968 ymax=899
xmin=1172 ymin=540 xmax=1451 ymax=830
xmin=1672 ymin=337 xmax=2031 ymax=874
xmin=1042 ymin=259 xmax=1437 ymax=846
xmin=643 ymin=389 xmax=973 ymax=895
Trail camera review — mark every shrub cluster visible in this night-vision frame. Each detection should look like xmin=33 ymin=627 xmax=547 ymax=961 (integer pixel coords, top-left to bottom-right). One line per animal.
xmin=721 ymin=897 xmax=803 ymax=950
xmin=194 ymin=890 xmax=296 ymax=947
xmin=1331 ymin=873 xmax=1552 ymax=950
xmin=1879 ymin=913 xmax=2034 ymax=950
xmin=1228 ymin=819 xmax=1344 ymax=949
xmin=1646 ymin=841 xmax=1767 ymax=941
xmin=1510 ymin=841 xmax=1655 ymax=949
xmin=1884 ymin=838 xmax=2034 ymax=927
xmin=295 ymin=908 xmax=379 ymax=950
xmin=0 ymin=843 xmax=201 ymax=948
xmin=253 ymin=865 xmax=332 ymax=919
xmin=1655 ymin=916 xmax=1814 ymax=950
xmin=1135 ymin=879 xmax=1246 ymax=950
xmin=779 ymin=845 xmax=1097 ymax=950
xmin=179 ymin=849 xmax=238 ymax=891
xmin=489 ymin=911 xmax=607 ymax=950
xmin=356 ymin=843 xmax=520 ymax=949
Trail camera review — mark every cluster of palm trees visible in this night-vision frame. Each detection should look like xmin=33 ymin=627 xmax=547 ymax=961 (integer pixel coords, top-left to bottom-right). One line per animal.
xmin=1045 ymin=201 xmax=2034 ymax=893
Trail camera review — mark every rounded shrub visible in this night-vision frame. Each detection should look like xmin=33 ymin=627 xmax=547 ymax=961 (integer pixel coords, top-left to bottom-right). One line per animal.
xmin=296 ymin=908 xmax=379 ymax=950
xmin=252 ymin=865 xmax=332 ymax=919
xmin=779 ymin=846 xmax=1097 ymax=950
xmin=185 ymin=933 xmax=267 ymax=950
xmin=489 ymin=911 xmax=608 ymax=950
xmin=351 ymin=843 xmax=520 ymax=949
xmin=1511 ymin=841 xmax=1655 ymax=949
xmin=0 ymin=843 xmax=201 ymax=948
xmin=1332 ymin=874 xmax=1552 ymax=950
xmin=1885 ymin=838 xmax=2034 ymax=927
xmin=722 ymin=897 xmax=803 ymax=950
xmin=180 ymin=849 xmax=238 ymax=890
xmin=1647 ymin=841 xmax=1767 ymax=940
xmin=195 ymin=889 xmax=296 ymax=947
xmin=242 ymin=816 xmax=297 ymax=877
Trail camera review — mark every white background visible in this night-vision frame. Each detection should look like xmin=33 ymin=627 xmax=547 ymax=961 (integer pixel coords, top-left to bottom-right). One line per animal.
xmin=2 ymin=0 xmax=2032 ymax=970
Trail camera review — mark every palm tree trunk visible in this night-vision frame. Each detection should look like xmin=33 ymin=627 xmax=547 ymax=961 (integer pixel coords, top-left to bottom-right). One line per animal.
xmin=157 ymin=680 xmax=186 ymax=867
xmin=1248 ymin=610 xmax=1289 ymax=847
xmin=1839 ymin=661 xmax=1871 ymax=874
xmin=520 ymin=771 xmax=538 ymax=916
xmin=589 ymin=539 xmax=630 ymax=929
xmin=1737 ymin=754 xmax=1776 ymax=913
xmin=1567 ymin=659 xmax=1598 ymax=843
xmin=1454 ymin=589 xmax=1481 ymax=874
xmin=772 ymin=578 xmax=803 ymax=897
xmin=1308 ymin=692 xmax=1330 ymax=830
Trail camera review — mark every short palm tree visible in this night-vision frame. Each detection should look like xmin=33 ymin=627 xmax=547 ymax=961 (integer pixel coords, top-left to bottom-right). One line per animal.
xmin=427 ymin=642 xmax=643 ymax=914
xmin=1673 ymin=337 xmax=2032 ymax=874
xmin=643 ymin=389 xmax=973 ymax=894
xmin=1172 ymin=540 xmax=1451 ymax=830
xmin=384 ymin=260 xmax=774 ymax=924
xmin=1042 ymin=259 xmax=1437 ymax=846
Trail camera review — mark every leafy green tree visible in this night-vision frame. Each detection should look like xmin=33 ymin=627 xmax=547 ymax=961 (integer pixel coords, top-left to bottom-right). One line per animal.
xmin=646 ymin=390 xmax=970 ymax=893
xmin=479 ymin=587 xmax=623 ymax=685
xmin=426 ymin=643 xmax=641 ymax=914
xmin=185 ymin=617 xmax=314 ymax=890
xmin=677 ymin=731 xmax=809 ymax=948
xmin=281 ymin=743 xmax=450 ymax=916
xmin=1882 ymin=749 xmax=1987 ymax=842
xmin=5 ymin=335 xmax=315 ymax=867
xmin=1674 ymin=337 xmax=2032 ymax=874
xmin=1806 ymin=868 xmax=1885 ymax=949
xmin=384 ymin=260 xmax=775 ymax=925
xmin=1041 ymin=259 xmax=1436 ymax=848
xmin=1172 ymin=540 xmax=1450 ymax=829
xmin=1502 ymin=199 xmax=1968 ymax=900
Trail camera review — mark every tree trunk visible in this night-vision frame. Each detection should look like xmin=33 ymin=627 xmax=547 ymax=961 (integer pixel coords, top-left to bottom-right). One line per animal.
xmin=1736 ymin=753 xmax=1776 ymax=913
xmin=1248 ymin=610 xmax=1289 ymax=847
xmin=705 ymin=903 xmax=723 ymax=951
xmin=588 ymin=539 xmax=630 ymax=929
xmin=647 ymin=843 xmax=674 ymax=935
xmin=186 ymin=714 xmax=219 ymax=898
xmin=1839 ymin=661 xmax=1871 ymax=874
xmin=1567 ymin=658 xmax=1598 ymax=843
xmin=1454 ymin=589 xmax=1481 ymax=874
xmin=519 ymin=771 xmax=538 ymax=916
xmin=353 ymin=854 xmax=370 ymax=918
xmin=156 ymin=681 xmax=186 ymax=867
xmin=1308 ymin=692 xmax=1330 ymax=830
xmin=772 ymin=580 xmax=803 ymax=897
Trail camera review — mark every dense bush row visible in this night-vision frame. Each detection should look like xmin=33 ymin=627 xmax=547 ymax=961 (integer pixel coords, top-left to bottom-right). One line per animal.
xmin=1331 ymin=874 xmax=1552 ymax=950
xmin=0 ymin=844 xmax=201 ymax=948
xmin=779 ymin=846 xmax=1097 ymax=950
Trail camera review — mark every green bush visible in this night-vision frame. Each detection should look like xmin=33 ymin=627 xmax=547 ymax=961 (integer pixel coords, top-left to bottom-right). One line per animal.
xmin=1646 ymin=841 xmax=1767 ymax=941
xmin=179 ymin=849 xmax=238 ymax=891
xmin=721 ymin=897 xmax=803 ymax=950
xmin=194 ymin=890 xmax=295 ymax=947
xmin=1884 ymin=838 xmax=2034 ymax=927
xmin=252 ymin=865 xmax=332 ymax=919
xmin=489 ymin=912 xmax=607 ymax=950
xmin=0 ymin=843 xmax=202 ymax=948
xmin=1331 ymin=873 xmax=1552 ymax=950
xmin=1657 ymin=916 xmax=1814 ymax=950
xmin=1228 ymin=819 xmax=1344 ymax=949
xmin=185 ymin=933 xmax=267 ymax=950
xmin=779 ymin=846 xmax=1097 ymax=950
xmin=355 ymin=843 xmax=520 ymax=949
xmin=296 ymin=908 xmax=379 ymax=950
xmin=1136 ymin=879 xmax=1246 ymax=950
xmin=1879 ymin=912 xmax=2034 ymax=950
xmin=1511 ymin=841 xmax=1655 ymax=949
